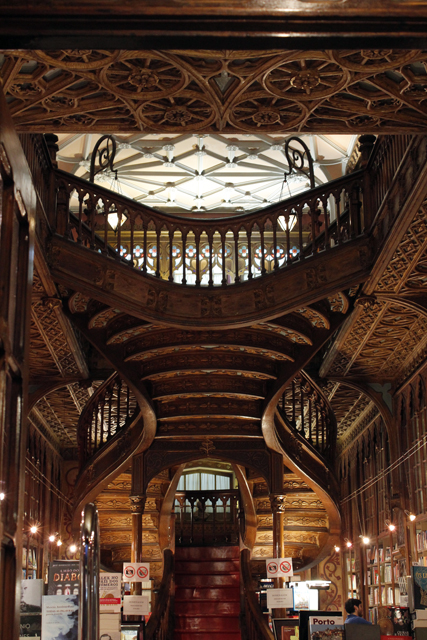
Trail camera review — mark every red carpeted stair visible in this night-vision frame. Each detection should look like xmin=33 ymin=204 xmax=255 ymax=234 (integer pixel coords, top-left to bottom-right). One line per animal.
xmin=174 ymin=546 xmax=242 ymax=640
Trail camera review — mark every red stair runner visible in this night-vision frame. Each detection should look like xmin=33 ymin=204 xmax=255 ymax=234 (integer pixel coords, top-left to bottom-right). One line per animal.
xmin=174 ymin=546 xmax=242 ymax=640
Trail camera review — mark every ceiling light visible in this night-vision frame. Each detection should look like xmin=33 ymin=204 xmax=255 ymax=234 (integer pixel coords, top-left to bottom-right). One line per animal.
xmin=278 ymin=214 xmax=297 ymax=232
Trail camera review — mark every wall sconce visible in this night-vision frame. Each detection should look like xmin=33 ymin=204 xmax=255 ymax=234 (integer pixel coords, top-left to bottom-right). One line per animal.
xmin=405 ymin=510 xmax=416 ymax=522
xmin=385 ymin=519 xmax=396 ymax=532
xmin=345 ymin=539 xmax=353 ymax=548
xmin=30 ymin=525 xmax=38 ymax=534
xmin=360 ymin=535 xmax=370 ymax=545
xmin=334 ymin=545 xmax=340 ymax=553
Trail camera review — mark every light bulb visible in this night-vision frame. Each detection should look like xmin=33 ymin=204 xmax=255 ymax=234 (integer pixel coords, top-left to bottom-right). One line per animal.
xmin=0 ymin=492 xmax=5 ymax=500
xmin=362 ymin=536 xmax=370 ymax=545
xmin=30 ymin=525 xmax=37 ymax=534
xmin=49 ymin=535 xmax=55 ymax=542
xmin=388 ymin=523 xmax=396 ymax=532
xmin=57 ymin=540 xmax=62 ymax=547
xmin=409 ymin=514 xmax=416 ymax=522
xmin=69 ymin=544 xmax=77 ymax=553
xmin=334 ymin=545 xmax=340 ymax=553
xmin=346 ymin=540 xmax=352 ymax=548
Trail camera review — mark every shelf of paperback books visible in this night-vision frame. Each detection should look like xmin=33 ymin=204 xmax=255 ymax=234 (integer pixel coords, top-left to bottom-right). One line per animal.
xmin=344 ymin=547 xmax=360 ymax=600
xmin=415 ymin=519 xmax=427 ymax=566
xmin=365 ymin=534 xmax=406 ymax=611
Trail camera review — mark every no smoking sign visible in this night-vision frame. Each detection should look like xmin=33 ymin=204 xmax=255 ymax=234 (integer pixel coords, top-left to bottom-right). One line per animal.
xmin=123 ymin=562 xmax=150 ymax=582
xmin=266 ymin=557 xmax=293 ymax=578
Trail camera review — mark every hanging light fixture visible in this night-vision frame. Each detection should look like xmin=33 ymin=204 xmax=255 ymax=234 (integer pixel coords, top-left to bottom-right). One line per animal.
xmin=278 ymin=213 xmax=297 ymax=232
xmin=107 ymin=205 xmax=126 ymax=233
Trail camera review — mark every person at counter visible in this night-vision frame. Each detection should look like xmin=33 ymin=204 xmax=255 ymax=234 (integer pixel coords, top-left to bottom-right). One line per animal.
xmin=344 ymin=599 xmax=372 ymax=625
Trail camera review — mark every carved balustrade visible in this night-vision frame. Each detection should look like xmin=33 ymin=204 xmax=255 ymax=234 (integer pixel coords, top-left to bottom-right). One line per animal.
xmin=77 ymin=373 xmax=139 ymax=467
xmin=174 ymin=489 xmax=239 ymax=546
xmin=54 ymin=166 xmax=365 ymax=287
xmin=145 ymin=549 xmax=174 ymax=640
xmin=240 ymin=549 xmax=274 ymax=640
xmin=277 ymin=372 xmax=337 ymax=463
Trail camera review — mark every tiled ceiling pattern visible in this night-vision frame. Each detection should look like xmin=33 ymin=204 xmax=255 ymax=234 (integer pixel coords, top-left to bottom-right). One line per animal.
xmin=57 ymin=132 xmax=356 ymax=214
xmin=1 ymin=50 xmax=427 ymax=134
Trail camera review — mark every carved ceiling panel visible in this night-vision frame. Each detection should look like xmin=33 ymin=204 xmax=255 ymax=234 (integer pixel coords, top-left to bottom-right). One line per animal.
xmin=324 ymin=204 xmax=427 ymax=382
xmin=2 ymin=50 xmax=427 ymax=133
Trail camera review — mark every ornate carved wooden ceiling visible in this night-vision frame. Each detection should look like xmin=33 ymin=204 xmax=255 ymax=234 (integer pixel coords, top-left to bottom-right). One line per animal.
xmin=2 ymin=49 xmax=427 ymax=133
xmin=324 ymin=204 xmax=427 ymax=384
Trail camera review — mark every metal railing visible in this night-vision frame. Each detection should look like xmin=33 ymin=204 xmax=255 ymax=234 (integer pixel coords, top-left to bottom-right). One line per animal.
xmin=78 ymin=503 xmax=100 ymax=640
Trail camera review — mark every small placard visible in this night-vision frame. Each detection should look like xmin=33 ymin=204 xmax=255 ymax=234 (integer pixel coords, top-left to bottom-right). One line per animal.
xmin=122 ymin=563 xmax=150 ymax=582
xmin=266 ymin=588 xmax=294 ymax=610
xmin=123 ymin=596 xmax=150 ymax=616
xmin=266 ymin=558 xmax=294 ymax=578
xmin=100 ymin=573 xmax=121 ymax=613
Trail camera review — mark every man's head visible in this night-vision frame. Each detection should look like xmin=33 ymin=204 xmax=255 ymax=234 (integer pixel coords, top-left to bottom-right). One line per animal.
xmin=345 ymin=598 xmax=363 ymax=616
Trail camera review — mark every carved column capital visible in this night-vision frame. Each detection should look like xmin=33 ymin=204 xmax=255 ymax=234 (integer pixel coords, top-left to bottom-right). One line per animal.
xmin=129 ymin=495 xmax=146 ymax=514
xmin=270 ymin=494 xmax=286 ymax=513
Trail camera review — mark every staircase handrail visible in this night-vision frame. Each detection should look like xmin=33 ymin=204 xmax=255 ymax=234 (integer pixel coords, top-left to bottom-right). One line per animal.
xmin=76 ymin=372 xmax=140 ymax=467
xmin=240 ymin=548 xmax=274 ymax=640
xmin=145 ymin=548 xmax=174 ymax=640
xmin=276 ymin=370 xmax=337 ymax=464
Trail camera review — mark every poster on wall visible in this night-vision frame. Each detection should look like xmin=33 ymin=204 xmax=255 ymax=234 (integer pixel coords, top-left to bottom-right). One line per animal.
xmin=48 ymin=561 xmax=80 ymax=596
xmin=20 ymin=579 xmax=44 ymax=640
xmin=41 ymin=595 xmax=78 ymax=640
xmin=100 ymin=573 xmax=122 ymax=613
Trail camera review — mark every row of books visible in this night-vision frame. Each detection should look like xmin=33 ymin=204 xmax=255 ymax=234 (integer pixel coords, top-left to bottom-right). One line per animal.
xmin=368 ymin=585 xmax=400 ymax=606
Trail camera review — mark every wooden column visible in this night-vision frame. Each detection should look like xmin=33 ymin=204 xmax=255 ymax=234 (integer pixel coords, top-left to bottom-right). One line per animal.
xmin=0 ymin=87 xmax=37 ymax=640
xmin=270 ymin=494 xmax=287 ymax=617
xmin=130 ymin=453 xmax=146 ymax=598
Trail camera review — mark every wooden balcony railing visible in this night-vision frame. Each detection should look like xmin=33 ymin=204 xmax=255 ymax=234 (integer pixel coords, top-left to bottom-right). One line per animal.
xmin=54 ymin=165 xmax=366 ymax=287
xmin=77 ymin=373 xmax=139 ymax=466
xmin=174 ymin=489 xmax=239 ymax=546
xmin=18 ymin=133 xmax=421 ymax=294
xmin=277 ymin=371 xmax=337 ymax=463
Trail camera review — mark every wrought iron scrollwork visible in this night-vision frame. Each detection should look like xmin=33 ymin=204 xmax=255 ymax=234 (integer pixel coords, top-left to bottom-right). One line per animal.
xmin=283 ymin=136 xmax=315 ymax=189
xmin=89 ymin=134 xmax=117 ymax=183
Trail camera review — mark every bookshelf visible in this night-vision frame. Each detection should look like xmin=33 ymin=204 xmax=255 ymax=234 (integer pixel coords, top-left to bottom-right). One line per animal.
xmin=344 ymin=546 xmax=360 ymax=600
xmin=414 ymin=518 xmax=427 ymax=566
xmin=365 ymin=533 xmax=404 ymax=612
